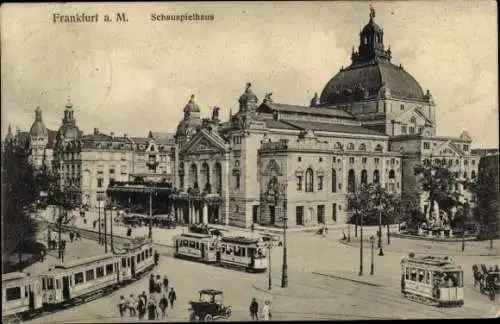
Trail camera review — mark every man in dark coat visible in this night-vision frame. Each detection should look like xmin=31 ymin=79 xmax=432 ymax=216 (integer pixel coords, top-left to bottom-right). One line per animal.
xmin=149 ymin=274 xmax=155 ymax=294
xmin=163 ymin=275 xmax=169 ymax=293
xmin=168 ymin=287 xmax=177 ymax=308
xmin=249 ymin=297 xmax=259 ymax=320
xmin=154 ymin=250 xmax=160 ymax=266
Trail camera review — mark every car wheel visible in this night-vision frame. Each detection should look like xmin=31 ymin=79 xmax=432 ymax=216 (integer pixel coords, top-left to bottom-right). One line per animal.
xmin=189 ymin=312 xmax=198 ymax=322
xmin=204 ymin=314 xmax=213 ymax=321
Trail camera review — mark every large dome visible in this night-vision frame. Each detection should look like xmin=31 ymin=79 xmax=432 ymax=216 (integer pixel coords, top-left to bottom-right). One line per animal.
xmin=58 ymin=124 xmax=80 ymax=140
xmin=320 ymin=59 xmax=425 ymax=105
xmin=30 ymin=121 xmax=48 ymax=137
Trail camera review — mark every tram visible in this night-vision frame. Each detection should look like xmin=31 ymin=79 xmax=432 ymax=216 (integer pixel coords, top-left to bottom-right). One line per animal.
xmin=2 ymin=240 xmax=155 ymax=322
xmin=400 ymin=254 xmax=464 ymax=307
xmin=172 ymin=233 xmax=268 ymax=272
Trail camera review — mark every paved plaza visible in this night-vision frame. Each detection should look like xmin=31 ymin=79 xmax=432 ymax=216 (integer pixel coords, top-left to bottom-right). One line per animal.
xmin=21 ymin=207 xmax=499 ymax=322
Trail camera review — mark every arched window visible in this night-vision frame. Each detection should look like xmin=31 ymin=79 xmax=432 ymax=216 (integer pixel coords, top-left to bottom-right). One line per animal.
xmin=359 ymin=143 xmax=366 ymax=151
xmin=410 ymin=117 xmax=416 ymax=123
xmin=463 ymin=172 xmax=468 ymax=179
xmin=347 ymin=143 xmax=355 ymax=151
xmin=361 ymin=169 xmax=368 ymax=185
xmin=389 ymin=169 xmax=395 ymax=179
xmin=305 ymin=168 xmax=314 ymax=192
xmin=201 ymin=162 xmax=210 ymax=192
xmin=190 ymin=163 xmax=198 ymax=189
xmin=375 ymin=144 xmax=383 ymax=152
xmin=471 ymin=170 xmax=476 ymax=179
xmin=373 ymin=169 xmax=380 ymax=184
xmin=348 ymin=169 xmax=356 ymax=193
xmin=215 ymin=162 xmax=222 ymax=193
xmin=335 ymin=142 xmax=343 ymax=150
xmin=332 ymin=169 xmax=337 ymax=193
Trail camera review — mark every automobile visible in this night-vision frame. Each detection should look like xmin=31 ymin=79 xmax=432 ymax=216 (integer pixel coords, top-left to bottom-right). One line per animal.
xmin=481 ymin=271 xmax=500 ymax=301
xmin=188 ymin=289 xmax=231 ymax=321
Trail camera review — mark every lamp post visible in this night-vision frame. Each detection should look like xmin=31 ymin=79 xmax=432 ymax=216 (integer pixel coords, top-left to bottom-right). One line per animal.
xmin=268 ymin=243 xmax=272 ymax=290
xmin=359 ymin=211 xmax=364 ymax=276
xmin=111 ymin=205 xmax=116 ymax=252
xmin=370 ymin=235 xmax=375 ymax=275
xmin=281 ymin=181 xmax=288 ymax=288
xmin=149 ymin=189 xmax=153 ymax=239
xmin=378 ymin=206 xmax=384 ymax=256
xmin=98 ymin=201 xmax=102 ymax=245
xmin=347 ymin=221 xmax=351 ymax=242
xmin=104 ymin=201 xmax=108 ymax=253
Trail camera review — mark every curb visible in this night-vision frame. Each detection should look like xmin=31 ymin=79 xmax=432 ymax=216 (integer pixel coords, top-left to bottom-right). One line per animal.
xmin=251 ymin=280 xmax=339 ymax=300
xmin=337 ymin=238 xmax=498 ymax=257
xmin=312 ymin=271 xmax=385 ymax=287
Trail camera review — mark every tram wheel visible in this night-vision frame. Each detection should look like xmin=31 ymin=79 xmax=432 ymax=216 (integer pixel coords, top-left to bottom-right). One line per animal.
xmin=489 ymin=289 xmax=495 ymax=301
xmin=204 ymin=314 xmax=213 ymax=321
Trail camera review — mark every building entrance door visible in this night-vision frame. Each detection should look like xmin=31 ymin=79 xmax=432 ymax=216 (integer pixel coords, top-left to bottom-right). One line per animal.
xmin=252 ymin=205 xmax=259 ymax=224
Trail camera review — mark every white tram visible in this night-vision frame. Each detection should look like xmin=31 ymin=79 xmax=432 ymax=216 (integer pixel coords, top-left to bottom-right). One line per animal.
xmin=173 ymin=233 xmax=218 ymax=263
xmin=2 ymin=272 xmax=43 ymax=318
xmin=218 ymin=236 xmax=268 ymax=273
xmin=400 ymin=254 xmax=464 ymax=307
xmin=116 ymin=241 xmax=155 ymax=282
xmin=172 ymin=234 xmax=268 ymax=272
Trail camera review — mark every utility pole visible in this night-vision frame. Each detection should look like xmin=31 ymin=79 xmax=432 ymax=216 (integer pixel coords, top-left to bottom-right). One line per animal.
xmin=98 ymin=201 xmax=102 ymax=244
xmin=281 ymin=181 xmax=288 ymax=288
xmin=268 ymin=243 xmax=272 ymax=290
xmin=149 ymin=189 xmax=153 ymax=239
xmin=359 ymin=211 xmax=364 ymax=276
xmin=104 ymin=206 xmax=108 ymax=253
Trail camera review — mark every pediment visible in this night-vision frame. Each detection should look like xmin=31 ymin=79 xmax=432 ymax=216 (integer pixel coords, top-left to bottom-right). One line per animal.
xmin=182 ymin=129 xmax=228 ymax=155
xmin=431 ymin=140 xmax=464 ymax=157
xmin=396 ymin=106 xmax=433 ymax=126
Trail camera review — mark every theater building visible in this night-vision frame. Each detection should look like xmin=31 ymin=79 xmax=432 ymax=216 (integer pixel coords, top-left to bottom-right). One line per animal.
xmin=171 ymin=8 xmax=479 ymax=229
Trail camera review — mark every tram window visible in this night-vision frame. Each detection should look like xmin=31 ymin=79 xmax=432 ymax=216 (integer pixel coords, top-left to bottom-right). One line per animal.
xmin=86 ymin=269 xmax=95 ymax=281
xmin=145 ymin=249 xmax=149 ymax=258
xmin=106 ymin=264 xmax=114 ymax=275
xmin=96 ymin=266 xmax=105 ymax=278
xmin=234 ymin=247 xmax=241 ymax=256
xmin=5 ymin=287 xmax=21 ymax=301
xmin=36 ymin=282 xmax=41 ymax=294
xmin=141 ymin=251 xmax=145 ymax=260
xmin=242 ymin=248 xmax=246 ymax=257
xmin=221 ymin=244 xmax=226 ymax=253
xmin=74 ymin=272 xmax=84 ymax=285
xmin=149 ymin=247 xmax=152 ymax=255
xmin=443 ymin=272 xmax=459 ymax=287
xmin=405 ymin=268 xmax=410 ymax=280
xmin=47 ymin=278 xmax=54 ymax=289
xmin=189 ymin=241 xmax=196 ymax=248
xmin=122 ymin=258 xmax=126 ymax=267
xmin=42 ymin=278 xmax=46 ymax=290
xmin=418 ymin=270 xmax=425 ymax=282
xmin=410 ymin=269 xmax=417 ymax=281
xmin=209 ymin=243 xmax=215 ymax=251
xmin=25 ymin=285 xmax=29 ymax=298
xmin=195 ymin=242 xmax=200 ymax=249
xmin=137 ymin=253 xmax=141 ymax=262
xmin=127 ymin=258 xmax=131 ymax=267
xmin=425 ymin=272 xmax=431 ymax=284
xmin=56 ymin=279 xmax=60 ymax=289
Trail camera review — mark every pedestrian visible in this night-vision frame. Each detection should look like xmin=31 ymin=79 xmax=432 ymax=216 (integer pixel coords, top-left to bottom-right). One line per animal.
xmin=325 ymin=226 xmax=328 ymax=235
xmin=251 ymin=223 xmax=255 ymax=233
xmin=159 ymin=294 xmax=168 ymax=319
xmin=249 ymin=297 xmax=259 ymax=321
xmin=147 ymin=299 xmax=159 ymax=320
xmin=93 ymin=220 xmax=97 ymax=229
xmin=149 ymin=274 xmax=155 ymax=294
xmin=127 ymin=227 xmax=132 ymax=237
xmin=118 ymin=295 xmax=126 ymax=317
xmin=163 ymin=275 xmax=169 ymax=293
xmin=137 ymin=293 xmax=146 ymax=319
xmin=155 ymin=275 xmax=162 ymax=294
xmin=129 ymin=294 xmax=136 ymax=317
xmin=342 ymin=229 xmax=347 ymax=240
xmin=69 ymin=231 xmax=74 ymax=243
xmin=168 ymin=287 xmax=177 ymax=308
xmin=154 ymin=250 xmax=160 ymax=267
xmin=262 ymin=300 xmax=271 ymax=321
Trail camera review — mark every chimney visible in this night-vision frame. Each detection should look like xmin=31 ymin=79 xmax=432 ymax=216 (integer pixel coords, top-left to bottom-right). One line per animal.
xmin=94 ymin=128 xmax=99 ymax=135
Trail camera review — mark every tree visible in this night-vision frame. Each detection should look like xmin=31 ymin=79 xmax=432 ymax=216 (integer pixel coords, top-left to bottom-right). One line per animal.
xmin=47 ymin=186 xmax=78 ymax=261
xmin=348 ymin=183 xmax=399 ymax=226
xmin=1 ymin=140 xmax=39 ymax=271
xmin=414 ymin=160 xmax=461 ymax=226
xmin=348 ymin=183 xmax=372 ymax=235
xmin=471 ymin=157 xmax=500 ymax=244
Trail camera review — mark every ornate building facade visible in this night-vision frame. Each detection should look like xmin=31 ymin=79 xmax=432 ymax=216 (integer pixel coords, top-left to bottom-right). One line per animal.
xmin=171 ymin=8 xmax=479 ymax=228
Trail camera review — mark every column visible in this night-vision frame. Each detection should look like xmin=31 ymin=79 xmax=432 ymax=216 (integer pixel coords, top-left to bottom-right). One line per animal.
xmin=223 ymin=158 xmax=230 ymax=226
xmin=202 ymin=203 xmax=208 ymax=225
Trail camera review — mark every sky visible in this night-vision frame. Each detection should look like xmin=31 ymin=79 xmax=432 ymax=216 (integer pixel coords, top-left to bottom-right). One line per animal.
xmin=1 ymin=1 xmax=498 ymax=148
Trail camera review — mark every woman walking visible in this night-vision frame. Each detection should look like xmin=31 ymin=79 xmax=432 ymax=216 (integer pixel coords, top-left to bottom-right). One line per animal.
xmin=159 ymin=294 xmax=169 ymax=319
xmin=262 ymin=300 xmax=271 ymax=321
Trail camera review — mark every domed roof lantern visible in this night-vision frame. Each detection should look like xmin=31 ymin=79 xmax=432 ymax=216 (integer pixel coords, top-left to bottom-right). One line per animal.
xmin=424 ymin=89 xmax=435 ymax=104
xmin=5 ymin=124 xmax=14 ymax=142
xmin=238 ymin=82 xmax=259 ymax=112
xmin=184 ymin=94 xmax=201 ymax=114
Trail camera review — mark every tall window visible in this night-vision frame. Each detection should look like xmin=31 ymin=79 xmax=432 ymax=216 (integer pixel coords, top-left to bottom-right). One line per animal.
xmin=317 ymin=176 xmax=324 ymax=191
xmin=201 ymin=162 xmax=210 ymax=192
xmin=97 ymin=178 xmax=103 ymax=188
xmin=373 ymin=170 xmax=380 ymax=184
xmin=305 ymin=168 xmax=314 ymax=192
xmin=361 ymin=169 xmax=368 ymax=185
xmin=401 ymin=125 xmax=407 ymax=134
xmin=296 ymin=176 xmax=302 ymax=191
xmin=215 ymin=162 xmax=222 ymax=193
xmin=317 ymin=205 xmax=325 ymax=224
xmin=347 ymin=143 xmax=355 ymax=151
xmin=348 ymin=169 xmax=356 ymax=193
xmin=331 ymin=169 xmax=337 ymax=193
xmin=389 ymin=169 xmax=395 ymax=179
xmin=190 ymin=163 xmax=198 ymax=189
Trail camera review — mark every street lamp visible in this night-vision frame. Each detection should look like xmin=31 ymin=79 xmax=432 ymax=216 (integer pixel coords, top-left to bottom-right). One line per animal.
xmin=359 ymin=210 xmax=364 ymax=276
xmin=370 ymin=235 xmax=375 ymax=275
xmin=97 ymin=199 xmax=102 ymax=245
xmin=378 ymin=205 xmax=384 ymax=256
xmin=347 ymin=220 xmax=351 ymax=242
xmin=267 ymin=242 xmax=272 ymax=290
xmin=281 ymin=181 xmax=288 ymax=288
xmin=149 ymin=188 xmax=153 ymax=239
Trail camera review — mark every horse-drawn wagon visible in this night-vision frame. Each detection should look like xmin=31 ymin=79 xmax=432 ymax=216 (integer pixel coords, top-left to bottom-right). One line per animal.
xmin=472 ymin=264 xmax=499 ymax=301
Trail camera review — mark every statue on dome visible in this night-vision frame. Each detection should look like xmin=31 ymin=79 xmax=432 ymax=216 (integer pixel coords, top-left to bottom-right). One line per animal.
xmin=212 ymin=106 xmax=220 ymax=121
xmin=245 ymin=82 xmax=252 ymax=93
xmin=310 ymin=92 xmax=319 ymax=107
xmin=369 ymin=6 xmax=376 ymax=20
xmin=264 ymin=92 xmax=273 ymax=103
